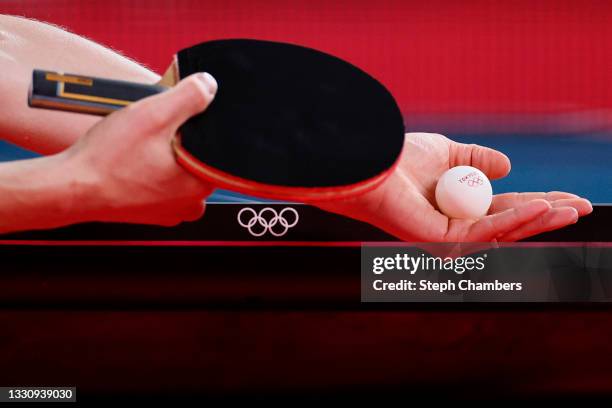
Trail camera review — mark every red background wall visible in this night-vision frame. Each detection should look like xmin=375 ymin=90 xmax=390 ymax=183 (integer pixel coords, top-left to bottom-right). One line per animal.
xmin=3 ymin=0 xmax=611 ymax=123
xmin=2 ymin=1 xmax=612 ymax=400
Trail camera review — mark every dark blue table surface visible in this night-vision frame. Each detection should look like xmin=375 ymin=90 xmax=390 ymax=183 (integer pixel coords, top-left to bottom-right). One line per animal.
xmin=2 ymin=133 xmax=610 ymax=203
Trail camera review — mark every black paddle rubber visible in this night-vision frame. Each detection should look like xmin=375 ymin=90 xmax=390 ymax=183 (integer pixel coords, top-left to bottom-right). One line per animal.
xmin=177 ymin=39 xmax=405 ymax=188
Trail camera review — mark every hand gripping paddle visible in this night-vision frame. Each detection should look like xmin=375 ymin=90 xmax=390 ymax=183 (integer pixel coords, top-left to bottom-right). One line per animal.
xmin=29 ymin=39 xmax=405 ymax=201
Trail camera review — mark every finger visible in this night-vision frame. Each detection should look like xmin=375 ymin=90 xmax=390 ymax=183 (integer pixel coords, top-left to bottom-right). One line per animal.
xmin=450 ymin=142 xmax=511 ymax=180
xmin=550 ymin=198 xmax=593 ymax=217
xmin=180 ymin=201 xmax=206 ymax=222
xmin=157 ymin=217 xmax=184 ymax=227
xmin=497 ymin=207 xmax=579 ymax=242
xmin=490 ymin=191 xmax=582 ymax=213
xmin=176 ymin=171 xmax=216 ymax=199
xmin=466 ymin=199 xmax=551 ymax=241
xmin=141 ymin=72 xmax=218 ymax=131
xmin=147 ymin=203 xmax=206 ymax=227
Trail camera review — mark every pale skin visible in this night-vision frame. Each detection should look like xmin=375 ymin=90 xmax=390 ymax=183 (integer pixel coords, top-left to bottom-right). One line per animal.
xmin=317 ymin=133 xmax=592 ymax=242
xmin=0 ymin=73 xmax=217 ymax=232
xmin=0 ymin=15 xmax=593 ymax=238
xmin=0 ymin=15 xmax=158 ymax=154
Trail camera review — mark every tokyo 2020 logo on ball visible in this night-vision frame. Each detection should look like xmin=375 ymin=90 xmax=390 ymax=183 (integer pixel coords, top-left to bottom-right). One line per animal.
xmin=458 ymin=171 xmax=484 ymax=187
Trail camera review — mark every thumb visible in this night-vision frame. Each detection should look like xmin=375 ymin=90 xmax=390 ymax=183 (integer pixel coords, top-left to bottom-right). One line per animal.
xmin=150 ymin=72 xmax=218 ymax=131
xmin=449 ymin=142 xmax=511 ymax=180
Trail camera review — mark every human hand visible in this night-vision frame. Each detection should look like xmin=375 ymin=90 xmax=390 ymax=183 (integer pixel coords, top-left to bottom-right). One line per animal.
xmin=62 ymin=73 xmax=217 ymax=226
xmin=316 ymin=132 xmax=592 ymax=242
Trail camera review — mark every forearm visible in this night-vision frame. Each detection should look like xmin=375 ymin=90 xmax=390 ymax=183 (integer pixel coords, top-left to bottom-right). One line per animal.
xmin=0 ymin=151 xmax=96 ymax=233
xmin=0 ymin=14 xmax=158 ymax=154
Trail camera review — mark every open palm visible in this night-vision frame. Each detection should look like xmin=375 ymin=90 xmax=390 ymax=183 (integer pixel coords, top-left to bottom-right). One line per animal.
xmin=316 ymin=132 xmax=592 ymax=242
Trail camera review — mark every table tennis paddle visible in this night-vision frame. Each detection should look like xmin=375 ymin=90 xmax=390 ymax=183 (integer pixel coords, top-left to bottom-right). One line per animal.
xmin=28 ymin=39 xmax=405 ymax=201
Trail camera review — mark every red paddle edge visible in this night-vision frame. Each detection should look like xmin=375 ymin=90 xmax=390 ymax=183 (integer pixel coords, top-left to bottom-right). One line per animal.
xmin=172 ymin=134 xmax=403 ymax=202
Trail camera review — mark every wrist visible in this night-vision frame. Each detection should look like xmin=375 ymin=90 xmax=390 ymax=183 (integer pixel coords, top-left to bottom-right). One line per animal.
xmin=0 ymin=151 xmax=99 ymax=233
xmin=56 ymin=148 xmax=105 ymax=225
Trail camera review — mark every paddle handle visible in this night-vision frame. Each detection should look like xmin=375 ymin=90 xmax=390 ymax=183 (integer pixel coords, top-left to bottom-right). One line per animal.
xmin=28 ymin=70 xmax=167 ymax=116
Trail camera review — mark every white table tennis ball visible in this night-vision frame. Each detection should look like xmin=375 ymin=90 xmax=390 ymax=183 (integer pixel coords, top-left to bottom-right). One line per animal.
xmin=435 ymin=166 xmax=493 ymax=219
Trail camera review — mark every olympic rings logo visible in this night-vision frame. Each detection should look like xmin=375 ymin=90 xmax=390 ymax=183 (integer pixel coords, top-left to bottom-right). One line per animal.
xmin=237 ymin=207 xmax=299 ymax=237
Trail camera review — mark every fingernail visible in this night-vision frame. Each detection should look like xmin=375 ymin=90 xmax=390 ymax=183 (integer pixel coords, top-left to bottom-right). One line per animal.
xmin=198 ymin=72 xmax=218 ymax=94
